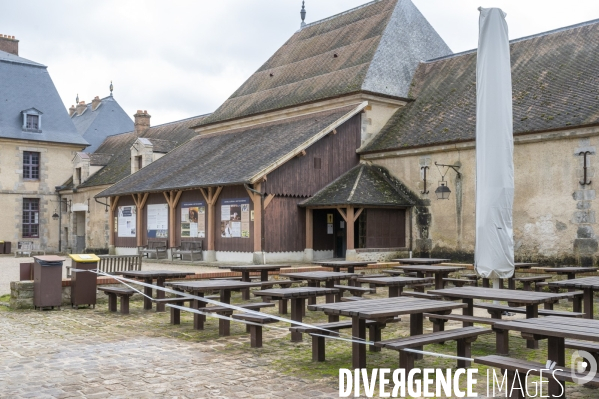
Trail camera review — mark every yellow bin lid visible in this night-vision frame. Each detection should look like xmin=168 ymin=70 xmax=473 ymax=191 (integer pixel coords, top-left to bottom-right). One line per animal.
xmin=69 ymin=254 xmax=101 ymax=263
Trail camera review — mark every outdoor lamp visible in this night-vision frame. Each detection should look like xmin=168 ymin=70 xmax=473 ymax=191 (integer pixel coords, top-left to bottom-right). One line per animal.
xmin=52 ymin=210 xmax=59 ymax=220
xmin=435 ymin=181 xmax=451 ymax=200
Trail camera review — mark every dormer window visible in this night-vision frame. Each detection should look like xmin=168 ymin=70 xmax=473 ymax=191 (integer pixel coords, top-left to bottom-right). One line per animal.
xmin=21 ymin=108 xmax=43 ymax=133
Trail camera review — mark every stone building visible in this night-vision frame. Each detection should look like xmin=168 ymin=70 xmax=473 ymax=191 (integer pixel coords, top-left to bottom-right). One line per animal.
xmin=0 ymin=35 xmax=89 ymax=252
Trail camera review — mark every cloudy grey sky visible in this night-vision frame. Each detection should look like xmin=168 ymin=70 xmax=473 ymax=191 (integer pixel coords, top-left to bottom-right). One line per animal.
xmin=2 ymin=0 xmax=599 ymax=125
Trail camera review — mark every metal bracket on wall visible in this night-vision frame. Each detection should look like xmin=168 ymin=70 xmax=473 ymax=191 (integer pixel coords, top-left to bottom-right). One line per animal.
xmin=420 ymin=166 xmax=429 ymax=194
xmin=579 ymin=151 xmax=592 ymax=186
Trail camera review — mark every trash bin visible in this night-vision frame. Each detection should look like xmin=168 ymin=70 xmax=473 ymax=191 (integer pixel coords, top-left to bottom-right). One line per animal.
xmin=0 ymin=241 xmax=4 ymax=254
xmin=33 ymin=255 xmax=65 ymax=310
xmin=4 ymin=241 xmax=11 ymax=255
xmin=69 ymin=254 xmax=100 ymax=309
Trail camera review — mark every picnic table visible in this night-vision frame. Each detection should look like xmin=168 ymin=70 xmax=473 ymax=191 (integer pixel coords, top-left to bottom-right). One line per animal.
xmin=355 ymin=276 xmax=433 ymax=297
xmin=312 ymin=260 xmax=372 ymax=274
xmin=219 ymin=264 xmax=292 ymax=299
xmin=253 ymin=287 xmax=338 ymax=341
xmin=308 ymin=296 xmax=466 ymax=369
xmin=481 ymin=263 xmax=537 ymax=289
xmin=165 ymin=280 xmax=263 ymax=335
xmin=281 ymin=271 xmax=358 ymax=304
xmin=429 ymin=286 xmax=578 ymax=350
xmin=539 ymin=266 xmax=598 ymax=280
xmin=115 ymin=270 xmax=195 ymax=312
xmin=479 ymin=316 xmax=599 ymax=398
xmin=550 ymin=276 xmax=599 ymax=319
xmin=392 ymin=258 xmax=450 ymax=265
xmin=392 ymin=265 xmax=466 ymax=289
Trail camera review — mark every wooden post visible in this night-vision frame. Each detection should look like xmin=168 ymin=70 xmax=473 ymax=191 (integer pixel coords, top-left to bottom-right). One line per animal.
xmin=246 ymin=182 xmax=262 ymax=253
xmin=346 ymin=206 xmax=355 ymax=250
xmin=163 ymin=190 xmax=183 ymax=248
xmin=305 ymin=208 xmax=313 ymax=249
xmin=200 ymin=186 xmax=223 ymax=253
xmin=132 ymin=193 xmax=149 ymax=247
xmin=109 ymin=196 xmax=120 ymax=246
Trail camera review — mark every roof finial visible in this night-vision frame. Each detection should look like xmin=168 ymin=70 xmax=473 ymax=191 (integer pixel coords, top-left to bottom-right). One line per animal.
xmin=109 ymin=81 xmax=113 ymax=96
xmin=300 ymin=1 xmax=306 ymax=29
xmin=76 ymin=93 xmax=79 ymax=104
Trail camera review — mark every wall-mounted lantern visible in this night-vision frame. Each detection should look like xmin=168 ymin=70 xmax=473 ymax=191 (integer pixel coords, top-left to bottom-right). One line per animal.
xmin=52 ymin=209 xmax=59 ymax=220
xmin=434 ymin=162 xmax=462 ymax=200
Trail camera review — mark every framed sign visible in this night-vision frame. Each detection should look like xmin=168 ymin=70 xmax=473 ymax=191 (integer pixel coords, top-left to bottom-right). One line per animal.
xmin=181 ymin=201 xmax=205 ymax=238
xmin=327 ymin=214 xmax=333 ymax=223
xmin=221 ymin=198 xmax=250 ymax=238
xmin=147 ymin=203 xmax=168 ymax=238
xmin=117 ymin=206 xmax=136 ymax=237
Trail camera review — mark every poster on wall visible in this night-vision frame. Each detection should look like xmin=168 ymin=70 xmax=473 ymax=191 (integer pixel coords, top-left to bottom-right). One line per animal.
xmin=147 ymin=203 xmax=169 ymax=238
xmin=220 ymin=198 xmax=250 ymax=238
xmin=181 ymin=201 xmax=206 ymax=238
xmin=117 ymin=206 xmax=136 ymax=237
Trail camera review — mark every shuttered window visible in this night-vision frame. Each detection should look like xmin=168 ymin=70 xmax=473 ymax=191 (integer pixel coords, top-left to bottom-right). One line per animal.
xmin=23 ymin=198 xmax=40 ymax=238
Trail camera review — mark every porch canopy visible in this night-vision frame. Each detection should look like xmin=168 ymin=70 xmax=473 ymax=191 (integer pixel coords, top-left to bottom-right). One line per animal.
xmin=300 ymin=163 xmax=418 ymax=252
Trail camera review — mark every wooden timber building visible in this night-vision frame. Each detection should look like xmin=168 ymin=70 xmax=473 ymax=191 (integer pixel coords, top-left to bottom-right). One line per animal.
xmin=96 ymin=0 xmax=451 ymax=262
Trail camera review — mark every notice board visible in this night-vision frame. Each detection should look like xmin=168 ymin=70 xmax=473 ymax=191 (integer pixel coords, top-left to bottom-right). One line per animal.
xmin=181 ymin=201 xmax=206 ymax=238
xmin=117 ymin=206 xmax=136 ymax=237
xmin=221 ymin=198 xmax=250 ymax=238
xmin=147 ymin=203 xmax=169 ymax=238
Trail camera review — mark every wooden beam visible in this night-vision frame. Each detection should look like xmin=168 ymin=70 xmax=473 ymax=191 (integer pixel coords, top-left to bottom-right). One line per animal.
xmin=110 ymin=196 xmax=120 ymax=212
xmin=109 ymin=196 xmax=119 ymax=246
xmin=264 ymin=194 xmax=275 ymax=209
xmin=336 ymin=207 xmax=347 ymax=223
xmin=353 ymin=208 xmax=364 ymax=223
xmin=253 ymin=182 xmax=262 ymax=253
xmin=163 ymin=191 xmax=171 ymax=207
xmin=203 ymin=186 xmax=223 ymax=251
xmin=305 ymin=208 xmax=313 ymax=250
xmin=139 ymin=193 xmax=149 ymax=210
xmin=346 ymin=206 xmax=355 ymax=250
xmin=173 ymin=191 xmax=183 ymax=208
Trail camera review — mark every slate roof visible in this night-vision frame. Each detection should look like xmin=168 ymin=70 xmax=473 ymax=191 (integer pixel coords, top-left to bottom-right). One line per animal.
xmin=145 ymin=138 xmax=178 ymax=153
xmin=0 ymin=50 xmax=88 ymax=147
xmin=70 ymin=96 xmax=134 ymax=152
xmin=79 ymin=114 xmax=207 ymax=189
xmin=196 ymin=0 xmax=450 ymax=127
xmin=96 ymin=105 xmax=363 ymax=197
xmin=361 ymin=19 xmax=599 ymax=153
xmin=300 ymin=163 xmax=419 ymax=207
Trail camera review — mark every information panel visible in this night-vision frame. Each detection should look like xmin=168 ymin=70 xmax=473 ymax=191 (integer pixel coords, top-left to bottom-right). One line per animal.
xmin=220 ymin=198 xmax=250 ymax=238
xmin=181 ymin=201 xmax=206 ymax=238
xmin=117 ymin=206 xmax=136 ymax=237
xmin=147 ymin=203 xmax=169 ymax=238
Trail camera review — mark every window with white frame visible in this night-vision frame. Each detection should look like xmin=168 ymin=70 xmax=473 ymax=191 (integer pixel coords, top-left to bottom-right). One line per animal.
xmin=21 ymin=108 xmax=43 ymax=132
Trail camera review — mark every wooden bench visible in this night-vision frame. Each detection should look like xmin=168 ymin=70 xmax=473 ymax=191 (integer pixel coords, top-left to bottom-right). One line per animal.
xmin=354 ymin=274 xmax=390 ymax=288
xmin=565 ymin=340 xmax=599 ymax=370
xmin=155 ymin=295 xmax=219 ymax=325
xmin=475 ymin=355 xmax=599 ymax=395
xmin=210 ymin=276 xmax=262 ymax=281
xmin=14 ymin=241 xmax=45 ymax=258
xmin=171 ymin=241 xmax=203 ymax=261
xmin=474 ymin=302 xmax=585 ymax=318
xmin=67 ymin=254 xmax=143 ymax=278
xmin=98 ymin=287 xmax=136 ymax=314
xmin=290 ymin=319 xmax=399 ymax=361
xmin=513 ymin=275 xmax=551 ymax=291
xmin=461 ymin=273 xmax=479 ymax=286
xmin=139 ymin=239 xmax=168 ymax=260
xmin=340 ymin=296 xmax=369 ymax=302
xmin=442 ymin=278 xmax=475 ymax=287
xmin=424 ymin=312 xmax=498 ymax=326
xmin=401 ymin=291 xmax=443 ymax=300
xmin=375 ymin=327 xmax=492 ymax=372
xmin=334 ymin=285 xmax=375 ymax=298
xmin=535 ymin=281 xmax=560 ymax=293
xmin=232 ymin=313 xmax=278 ymax=348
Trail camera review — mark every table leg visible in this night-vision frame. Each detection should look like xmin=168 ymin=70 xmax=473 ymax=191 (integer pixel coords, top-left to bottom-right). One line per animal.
xmin=325 ymin=280 xmax=336 ymax=303
xmin=143 ymin=277 xmax=153 ymax=310
xmin=584 ymin=288 xmax=594 ymax=319
xmin=522 ymin=281 xmax=531 ymax=292
xmin=193 ymin=292 xmax=205 ymax=330
xmin=290 ymin=298 xmax=305 ymax=342
xmin=434 ymin=273 xmax=444 ymax=290
xmin=260 ymin=270 xmax=269 ymax=281
xmin=352 ymin=316 xmax=367 ymax=369
xmin=462 ymin=298 xmax=474 ymax=327
xmin=525 ymin=305 xmax=539 ymax=349
xmin=508 ymin=277 xmax=516 ymax=290
xmin=368 ymin=323 xmax=382 ymax=352
xmin=389 ymin=286 xmax=402 ymax=298
xmin=348 ymin=266 xmax=355 ymax=274
xmin=219 ymin=289 xmax=231 ymax=336
xmin=547 ymin=337 xmax=566 ymax=399
xmin=573 ymin=294 xmax=583 ymax=313
xmin=410 ymin=313 xmax=424 ymax=360
xmin=482 ymin=278 xmax=490 ymax=288
xmin=241 ymin=271 xmax=250 ymax=300
xmin=307 ymin=281 xmax=317 ymax=305
xmin=156 ymin=277 xmax=166 ymax=312
xmin=495 ymin=327 xmax=509 ymax=356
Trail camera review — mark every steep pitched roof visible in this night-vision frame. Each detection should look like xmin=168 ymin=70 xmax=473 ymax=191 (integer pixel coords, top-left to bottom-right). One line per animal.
xmin=79 ymin=115 xmax=207 ymax=189
xmin=197 ymin=0 xmax=450 ymax=127
xmin=96 ymin=104 xmax=364 ymax=197
xmin=300 ymin=163 xmax=419 ymax=207
xmin=70 ymin=96 xmax=134 ymax=152
xmin=0 ymin=49 xmax=88 ymax=147
xmin=361 ymin=19 xmax=599 ymax=153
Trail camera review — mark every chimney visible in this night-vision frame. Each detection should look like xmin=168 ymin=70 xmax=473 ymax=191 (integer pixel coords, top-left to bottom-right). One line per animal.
xmin=0 ymin=34 xmax=18 ymax=56
xmin=69 ymin=105 xmax=76 ymax=117
xmin=76 ymin=101 xmax=87 ymax=116
xmin=134 ymin=110 xmax=151 ymax=136
xmin=91 ymin=96 xmax=101 ymax=111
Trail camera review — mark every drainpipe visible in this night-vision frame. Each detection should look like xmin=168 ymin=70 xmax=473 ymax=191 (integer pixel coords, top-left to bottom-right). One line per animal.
xmin=55 ymin=185 xmax=67 ymax=253
xmin=244 ymin=183 xmax=265 ymax=264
